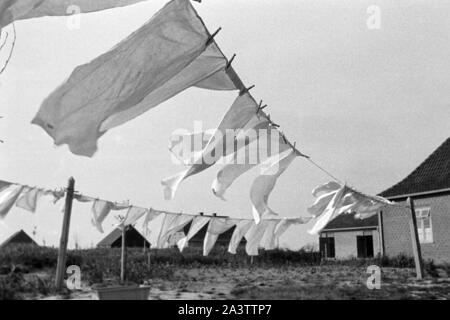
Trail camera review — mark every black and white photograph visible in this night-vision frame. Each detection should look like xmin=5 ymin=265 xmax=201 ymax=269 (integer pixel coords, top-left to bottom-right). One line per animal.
xmin=0 ymin=0 xmax=449 ymax=305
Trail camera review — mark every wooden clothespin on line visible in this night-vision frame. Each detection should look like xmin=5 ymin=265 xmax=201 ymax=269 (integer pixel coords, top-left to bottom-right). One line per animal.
xmin=239 ymin=84 xmax=255 ymax=96
xmin=226 ymin=54 xmax=236 ymax=70
xmin=206 ymin=27 xmax=222 ymax=47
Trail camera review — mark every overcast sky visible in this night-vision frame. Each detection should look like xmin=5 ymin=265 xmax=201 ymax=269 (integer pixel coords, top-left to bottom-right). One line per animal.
xmin=1 ymin=0 xmax=450 ymax=249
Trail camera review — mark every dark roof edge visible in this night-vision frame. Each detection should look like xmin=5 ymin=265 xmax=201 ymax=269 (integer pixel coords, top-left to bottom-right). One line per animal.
xmin=321 ymin=226 xmax=378 ymax=233
xmin=382 ymin=187 xmax=450 ymax=200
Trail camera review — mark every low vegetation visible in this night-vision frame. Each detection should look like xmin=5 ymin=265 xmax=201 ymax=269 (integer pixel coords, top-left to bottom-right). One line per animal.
xmin=0 ymin=245 xmax=448 ymax=300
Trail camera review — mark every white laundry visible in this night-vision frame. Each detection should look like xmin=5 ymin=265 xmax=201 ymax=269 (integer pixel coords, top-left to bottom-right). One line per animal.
xmin=308 ymin=183 xmax=392 ymax=235
xmin=0 ymin=0 xmax=152 ymax=29
xmin=142 ymin=208 xmax=161 ymax=237
xmin=212 ymin=126 xmax=290 ymax=200
xmin=244 ymin=220 xmax=270 ymax=256
xmin=228 ymin=220 xmax=254 ymax=254
xmin=177 ymin=216 xmax=210 ymax=252
xmin=122 ymin=206 xmax=148 ymax=227
xmin=169 ymin=131 xmax=213 ymax=165
xmin=0 ymin=184 xmax=24 ymax=219
xmin=203 ymin=218 xmax=238 ymax=256
xmin=250 ymin=149 xmax=298 ymax=224
xmin=15 ymin=187 xmax=42 ymax=213
xmin=156 ymin=213 xmax=193 ymax=248
xmin=91 ymin=200 xmax=129 ymax=233
xmin=259 ymin=220 xmax=281 ymax=250
xmin=32 ymin=0 xmax=236 ymax=157
xmin=162 ymin=93 xmax=259 ymax=200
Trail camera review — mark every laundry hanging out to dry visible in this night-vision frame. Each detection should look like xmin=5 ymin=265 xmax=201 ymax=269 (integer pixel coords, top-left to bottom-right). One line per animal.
xmin=32 ymin=0 xmax=236 ymax=157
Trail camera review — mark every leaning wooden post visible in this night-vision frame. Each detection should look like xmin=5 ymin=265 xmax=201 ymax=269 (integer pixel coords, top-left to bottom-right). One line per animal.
xmin=407 ymin=197 xmax=424 ymax=279
xmin=120 ymin=225 xmax=127 ymax=284
xmin=55 ymin=177 xmax=75 ymax=291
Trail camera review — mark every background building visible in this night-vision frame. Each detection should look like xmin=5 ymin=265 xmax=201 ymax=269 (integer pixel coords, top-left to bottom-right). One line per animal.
xmin=379 ymin=137 xmax=450 ymax=264
xmin=319 ymin=213 xmax=381 ymax=259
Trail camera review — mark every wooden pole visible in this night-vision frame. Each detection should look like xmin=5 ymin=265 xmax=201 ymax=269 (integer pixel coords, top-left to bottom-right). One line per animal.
xmin=55 ymin=177 xmax=75 ymax=291
xmin=378 ymin=211 xmax=385 ymax=257
xmin=120 ymin=226 xmax=127 ymax=284
xmin=407 ymin=197 xmax=424 ymax=279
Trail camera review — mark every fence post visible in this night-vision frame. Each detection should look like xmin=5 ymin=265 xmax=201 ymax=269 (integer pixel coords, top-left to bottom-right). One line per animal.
xmin=407 ymin=197 xmax=424 ymax=279
xmin=55 ymin=177 xmax=75 ymax=291
xmin=120 ymin=226 xmax=127 ymax=284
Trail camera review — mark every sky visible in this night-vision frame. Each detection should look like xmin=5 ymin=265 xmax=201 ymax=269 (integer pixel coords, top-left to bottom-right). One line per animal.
xmin=1 ymin=0 xmax=450 ymax=249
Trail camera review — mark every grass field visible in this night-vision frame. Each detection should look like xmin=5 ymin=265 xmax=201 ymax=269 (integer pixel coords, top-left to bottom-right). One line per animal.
xmin=1 ymin=245 xmax=449 ymax=300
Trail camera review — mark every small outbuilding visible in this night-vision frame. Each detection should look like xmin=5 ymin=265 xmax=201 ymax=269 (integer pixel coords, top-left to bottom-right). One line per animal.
xmin=319 ymin=213 xmax=381 ymax=259
xmin=0 ymin=230 xmax=38 ymax=249
xmin=97 ymin=226 xmax=150 ymax=248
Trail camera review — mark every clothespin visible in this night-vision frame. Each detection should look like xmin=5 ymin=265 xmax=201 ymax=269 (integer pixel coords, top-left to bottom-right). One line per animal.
xmin=239 ymin=85 xmax=255 ymax=96
xmin=226 ymin=54 xmax=236 ymax=69
xmin=267 ymin=114 xmax=280 ymax=128
xmin=206 ymin=27 xmax=222 ymax=47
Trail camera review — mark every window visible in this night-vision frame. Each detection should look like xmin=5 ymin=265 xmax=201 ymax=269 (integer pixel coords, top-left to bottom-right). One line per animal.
xmin=356 ymin=235 xmax=374 ymax=258
xmin=416 ymin=207 xmax=433 ymax=243
xmin=319 ymin=234 xmax=335 ymax=258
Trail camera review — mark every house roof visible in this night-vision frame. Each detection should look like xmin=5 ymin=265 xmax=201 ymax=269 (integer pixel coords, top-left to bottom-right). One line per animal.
xmin=380 ymin=137 xmax=450 ymax=198
xmin=0 ymin=230 xmax=38 ymax=248
xmin=97 ymin=225 xmax=148 ymax=247
xmin=322 ymin=212 xmax=378 ymax=231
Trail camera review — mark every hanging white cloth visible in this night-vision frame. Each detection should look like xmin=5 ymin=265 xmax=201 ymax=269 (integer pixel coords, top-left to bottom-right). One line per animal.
xmin=259 ymin=220 xmax=281 ymax=250
xmin=308 ymin=183 xmax=393 ymax=235
xmin=212 ymin=126 xmax=290 ymax=200
xmin=122 ymin=206 xmax=148 ymax=227
xmin=0 ymin=184 xmax=24 ymax=219
xmin=142 ymin=208 xmax=161 ymax=237
xmin=15 ymin=187 xmax=42 ymax=213
xmin=244 ymin=220 xmax=271 ymax=256
xmin=156 ymin=213 xmax=193 ymax=248
xmin=169 ymin=131 xmax=213 ymax=165
xmin=250 ymin=149 xmax=297 ymax=224
xmin=32 ymin=0 xmax=236 ymax=157
xmin=203 ymin=218 xmax=238 ymax=256
xmin=177 ymin=216 xmax=210 ymax=252
xmin=228 ymin=219 xmax=254 ymax=254
xmin=162 ymin=93 xmax=259 ymax=200
xmin=91 ymin=200 xmax=129 ymax=233
xmin=0 ymin=0 xmax=153 ymax=29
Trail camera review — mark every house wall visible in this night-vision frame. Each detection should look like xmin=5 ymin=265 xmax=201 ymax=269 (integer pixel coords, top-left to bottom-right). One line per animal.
xmin=382 ymin=194 xmax=450 ymax=264
xmin=322 ymin=229 xmax=380 ymax=259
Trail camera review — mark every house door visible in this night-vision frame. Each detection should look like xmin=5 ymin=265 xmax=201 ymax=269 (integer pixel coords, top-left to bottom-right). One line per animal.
xmin=357 ymin=235 xmax=374 ymax=258
xmin=320 ymin=237 xmax=335 ymax=258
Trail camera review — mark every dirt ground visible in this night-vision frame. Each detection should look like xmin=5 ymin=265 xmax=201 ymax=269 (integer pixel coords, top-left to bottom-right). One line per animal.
xmin=38 ymin=265 xmax=450 ymax=300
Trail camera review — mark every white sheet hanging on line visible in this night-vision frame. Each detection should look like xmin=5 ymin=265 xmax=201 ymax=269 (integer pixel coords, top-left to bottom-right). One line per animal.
xmin=162 ymin=93 xmax=259 ymax=200
xmin=212 ymin=126 xmax=290 ymax=200
xmin=203 ymin=218 xmax=238 ymax=256
xmin=142 ymin=208 xmax=161 ymax=237
xmin=15 ymin=187 xmax=42 ymax=213
xmin=0 ymin=0 xmax=152 ymax=29
xmin=156 ymin=213 xmax=193 ymax=248
xmin=169 ymin=131 xmax=213 ymax=165
xmin=228 ymin=219 xmax=254 ymax=254
xmin=177 ymin=216 xmax=210 ymax=252
xmin=122 ymin=206 xmax=148 ymax=227
xmin=250 ymin=149 xmax=298 ymax=224
xmin=32 ymin=0 xmax=236 ymax=157
xmin=0 ymin=184 xmax=24 ymax=219
xmin=307 ymin=182 xmax=393 ymax=235
xmin=91 ymin=200 xmax=129 ymax=233
xmin=244 ymin=220 xmax=271 ymax=256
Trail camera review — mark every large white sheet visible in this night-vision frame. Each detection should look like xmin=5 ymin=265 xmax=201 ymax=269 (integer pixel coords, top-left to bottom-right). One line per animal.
xmin=32 ymin=0 xmax=235 ymax=157
xmin=0 ymin=0 xmax=151 ymax=29
xmin=162 ymin=93 xmax=258 ymax=200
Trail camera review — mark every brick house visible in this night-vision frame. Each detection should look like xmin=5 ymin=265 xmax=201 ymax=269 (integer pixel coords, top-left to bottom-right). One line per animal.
xmin=379 ymin=137 xmax=450 ymax=264
xmin=319 ymin=212 xmax=382 ymax=259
